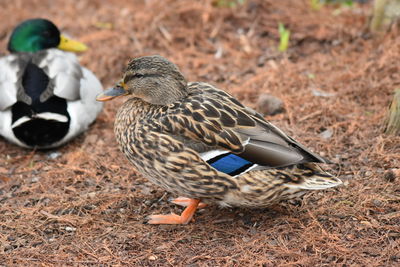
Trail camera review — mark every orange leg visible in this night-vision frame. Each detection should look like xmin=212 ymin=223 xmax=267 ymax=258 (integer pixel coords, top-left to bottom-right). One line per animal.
xmin=147 ymin=199 xmax=201 ymax=225
xmin=170 ymin=197 xmax=207 ymax=209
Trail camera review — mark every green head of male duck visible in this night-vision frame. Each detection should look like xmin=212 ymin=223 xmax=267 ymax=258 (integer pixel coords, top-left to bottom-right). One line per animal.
xmin=96 ymin=55 xmax=188 ymax=105
xmin=7 ymin=18 xmax=87 ymax=53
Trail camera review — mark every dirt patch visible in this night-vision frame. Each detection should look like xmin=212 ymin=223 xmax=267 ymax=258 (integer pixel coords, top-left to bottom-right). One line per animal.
xmin=0 ymin=0 xmax=399 ymax=266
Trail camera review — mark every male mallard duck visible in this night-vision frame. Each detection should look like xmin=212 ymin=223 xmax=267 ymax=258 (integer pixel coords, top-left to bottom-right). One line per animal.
xmin=0 ymin=18 xmax=103 ymax=149
xmin=97 ymin=55 xmax=342 ymax=224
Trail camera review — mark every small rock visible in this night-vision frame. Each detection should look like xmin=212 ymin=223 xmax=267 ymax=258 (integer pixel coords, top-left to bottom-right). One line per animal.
xmin=360 ymin=220 xmax=372 ymax=227
xmin=155 ymin=244 xmax=168 ymax=251
xmin=83 ymin=204 xmax=96 ymax=210
xmin=65 ymin=226 xmax=76 ymax=232
xmin=47 ymin=152 xmax=61 ymax=160
xmin=148 ymin=255 xmax=157 ymax=261
xmin=372 ymin=199 xmax=383 ymax=207
xmin=267 ymin=59 xmax=278 ymax=70
xmin=365 ymin=171 xmax=372 ymax=177
xmin=384 ymin=169 xmax=398 ymax=182
xmin=31 ymin=177 xmax=40 ymax=183
xmin=319 ymin=128 xmax=333 ymax=140
xmin=256 ymin=93 xmax=284 ymax=116
xmin=214 ymin=45 xmax=223 ymax=59
xmin=87 ymin=192 xmax=96 ymax=199
xmin=84 ymin=179 xmax=96 ymax=187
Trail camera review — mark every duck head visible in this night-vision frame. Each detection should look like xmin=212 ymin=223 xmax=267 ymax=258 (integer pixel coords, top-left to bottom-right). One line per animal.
xmin=8 ymin=18 xmax=87 ymax=53
xmin=97 ymin=55 xmax=188 ymax=105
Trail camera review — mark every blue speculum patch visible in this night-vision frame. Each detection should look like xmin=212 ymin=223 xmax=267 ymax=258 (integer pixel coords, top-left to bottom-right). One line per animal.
xmin=208 ymin=153 xmax=254 ymax=176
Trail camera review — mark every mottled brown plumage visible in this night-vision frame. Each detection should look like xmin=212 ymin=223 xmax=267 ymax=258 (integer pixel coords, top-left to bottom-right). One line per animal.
xmin=97 ymin=55 xmax=342 ymax=224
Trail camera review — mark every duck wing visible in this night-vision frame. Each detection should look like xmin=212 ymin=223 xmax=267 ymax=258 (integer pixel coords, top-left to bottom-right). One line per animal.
xmin=34 ymin=49 xmax=83 ymax=101
xmin=0 ymin=49 xmax=84 ymax=109
xmin=160 ymin=82 xmax=329 ymax=169
xmin=0 ymin=54 xmax=25 ymax=110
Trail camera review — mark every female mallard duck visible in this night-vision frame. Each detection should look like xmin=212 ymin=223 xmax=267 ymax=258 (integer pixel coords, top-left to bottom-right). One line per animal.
xmin=0 ymin=18 xmax=103 ymax=149
xmin=97 ymin=55 xmax=342 ymax=224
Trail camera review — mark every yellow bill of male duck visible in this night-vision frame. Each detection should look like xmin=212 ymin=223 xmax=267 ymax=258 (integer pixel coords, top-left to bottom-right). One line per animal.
xmin=0 ymin=18 xmax=103 ymax=149
xmin=97 ymin=55 xmax=342 ymax=225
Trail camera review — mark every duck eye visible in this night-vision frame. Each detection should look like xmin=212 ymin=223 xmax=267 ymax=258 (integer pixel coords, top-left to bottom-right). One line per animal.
xmin=124 ymin=73 xmax=144 ymax=83
xmin=132 ymin=73 xmax=144 ymax=78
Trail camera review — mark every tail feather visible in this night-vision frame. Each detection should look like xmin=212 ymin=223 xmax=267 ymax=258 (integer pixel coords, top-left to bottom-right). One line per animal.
xmin=284 ymin=163 xmax=342 ymax=190
xmin=292 ymin=175 xmax=342 ymax=190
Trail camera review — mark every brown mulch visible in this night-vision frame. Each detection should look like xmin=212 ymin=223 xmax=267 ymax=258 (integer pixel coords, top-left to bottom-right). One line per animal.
xmin=0 ymin=0 xmax=399 ymax=266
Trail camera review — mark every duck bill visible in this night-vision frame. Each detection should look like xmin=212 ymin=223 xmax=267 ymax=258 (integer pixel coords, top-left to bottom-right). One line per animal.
xmin=57 ymin=35 xmax=88 ymax=52
xmin=96 ymin=84 xmax=129 ymax=102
